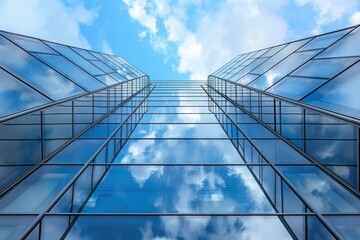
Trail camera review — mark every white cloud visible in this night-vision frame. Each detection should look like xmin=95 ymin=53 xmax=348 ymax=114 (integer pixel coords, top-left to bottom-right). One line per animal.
xmin=349 ymin=11 xmax=360 ymax=25
xmin=296 ymin=0 xmax=356 ymax=34
xmin=122 ymin=0 xmax=288 ymax=80
xmin=101 ymin=40 xmax=114 ymax=54
xmin=0 ymin=0 xmax=98 ymax=48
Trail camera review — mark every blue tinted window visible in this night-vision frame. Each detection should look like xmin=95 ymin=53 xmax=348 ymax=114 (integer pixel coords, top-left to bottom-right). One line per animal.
xmin=0 ymin=166 xmax=80 ymax=213
xmin=0 ymin=36 xmax=84 ymax=100
xmin=35 ymin=53 xmax=105 ymax=91
xmin=71 ymin=47 xmax=97 ymax=60
xmin=90 ymin=60 xmax=113 ymax=73
xmin=96 ymin=74 xmax=119 ymax=85
xmin=45 ymin=42 xmax=104 ymax=75
xmin=267 ymin=77 xmax=325 ymax=100
xmin=0 ymin=69 xmax=50 ymax=117
xmin=2 ymin=32 xmax=56 ymax=54
xmin=251 ymin=40 xmax=309 ymax=75
xmin=300 ymin=29 xmax=351 ymax=51
xmin=249 ymin=50 xmax=320 ymax=90
xmin=291 ymin=57 xmax=358 ymax=79
xmin=304 ymin=61 xmax=360 ymax=118
xmin=319 ymin=27 xmax=360 ymax=57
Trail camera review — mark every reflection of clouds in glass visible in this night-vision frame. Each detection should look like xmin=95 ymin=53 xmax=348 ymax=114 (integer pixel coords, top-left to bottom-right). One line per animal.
xmin=128 ymin=166 xmax=164 ymax=188
xmin=227 ymin=167 xmax=272 ymax=211
xmin=0 ymin=38 xmax=30 ymax=68
xmin=264 ymin=69 xmax=278 ymax=87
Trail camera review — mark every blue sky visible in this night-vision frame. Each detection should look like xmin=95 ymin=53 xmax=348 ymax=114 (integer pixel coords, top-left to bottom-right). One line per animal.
xmin=0 ymin=0 xmax=359 ymax=80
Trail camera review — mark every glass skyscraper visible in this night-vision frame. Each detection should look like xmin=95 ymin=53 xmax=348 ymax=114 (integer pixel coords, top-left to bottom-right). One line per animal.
xmin=0 ymin=25 xmax=359 ymax=239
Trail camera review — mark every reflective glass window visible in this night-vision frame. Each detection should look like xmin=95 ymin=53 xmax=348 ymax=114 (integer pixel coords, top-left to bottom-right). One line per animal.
xmin=2 ymin=32 xmax=56 ymax=54
xmin=35 ymin=53 xmax=105 ymax=91
xmin=318 ymin=27 xmax=360 ymax=58
xmin=304 ymin=61 xmax=360 ymax=118
xmin=291 ymin=57 xmax=358 ymax=79
xmin=0 ymin=69 xmax=50 ymax=117
xmin=45 ymin=42 xmax=104 ymax=75
xmin=267 ymin=77 xmax=325 ymax=100
xmin=0 ymin=36 xmax=84 ymax=100
xmin=95 ymin=74 xmax=119 ymax=85
xmin=71 ymin=47 xmax=97 ymax=60
xmin=250 ymin=40 xmax=309 ymax=75
xmin=300 ymin=29 xmax=351 ymax=51
xmin=0 ymin=166 xmax=80 ymax=213
xmin=90 ymin=60 xmax=113 ymax=73
xmin=249 ymin=50 xmax=320 ymax=90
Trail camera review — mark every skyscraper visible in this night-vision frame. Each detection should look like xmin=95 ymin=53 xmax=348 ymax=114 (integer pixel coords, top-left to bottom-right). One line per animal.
xmin=0 ymin=25 xmax=359 ymax=239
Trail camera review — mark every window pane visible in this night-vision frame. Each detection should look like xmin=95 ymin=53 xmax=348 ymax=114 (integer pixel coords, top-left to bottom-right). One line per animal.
xmin=249 ymin=50 xmax=320 ymax=90
xmin=0 ymin=69 xmax=50 ymax=117
xmin=318 ymin=27 xmax=360 ymax=58
xmin=0 ymin=36 xmax=84 ymax=100
xmin=304 ymin=61 xmax=360 ymax=118
xmin=45 ymin=42 xmax=105 ymax=75
xmin=90 ymin=60 xmax=113 ymax=73
xmin=267 ymin=77 xmax=325 ymax=100
xmin=0 ymin=166 xmax=80 ymax=213
xmin=35 ymin=53 xmax=105 ymax=91
xmin=291 ymin=57 xmax=358 ymax=79
xmin=71 ymin=47 xmax=97 ymax=60
xmin=95 ymin=74 xmax=119 ymax=85
xmin=300 ymin=28 xmax=351 ymax=51
xmin=2 ymin=32 xmax=56 ymax=54
xmin=250 ymin=39 xmax=309 ymax=75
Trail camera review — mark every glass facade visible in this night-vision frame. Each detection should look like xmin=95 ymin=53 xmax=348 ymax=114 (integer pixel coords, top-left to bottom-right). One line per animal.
xmin=0 ymin=28 xmax=359 ymax=239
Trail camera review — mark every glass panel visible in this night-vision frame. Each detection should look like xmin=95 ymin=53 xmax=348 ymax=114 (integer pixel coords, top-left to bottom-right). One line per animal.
xmin=90 ymin=60 xmax=113 ymax=73
xmin=261 ymin=44 xmax=286 ymax=57
xmin=83 ymin=166 xmax=273 ymax=213
xmin=304 ymin=61 xmax=360 ymax=118
xmin=0 ymin=36 xmax=84 ymax=100
xmin=109 ymin=72 xmax=127 ymax=81
xmin=229 ymin=58 xmax=268 ymax=81
xmin=249 ymin=50 xmax=320 ymax=90
xmin=0 ymin=69 xmax=50 ymax=117
xmin=325 ymin=215 xmax=360 ymax=239
xmin=49 ymin=139 xmax=105 ymax=164
xmin=300 ymin=28 xmax=351 ymax=51
xmin=0 ymin=216 xmax=37 ymax=240
xmin=114 ymin=139 xmax=243 ymax=164
xmin=237 ymin=74 xmax=259 ymax=84
xmin=250 ymin=39 xmax=309 ymax=75
xmin=45 ymin=42 xmax=104 ymax=75
xmin=2 ymin=32 xmax=56 ymax=54
xmin=0 ymin=166 xmax=80 ymax=213
xmin=129 ymin=123 xmax=228 ymax=138
xmin=71 ymin=47 xmax=97 ymax=60
xmin=267 ymin=76 xmax=325 ymax=100
xmin=279 ymin=166 xmax=360 ymax=213
xmin=291 ymin=57 xmax=358 ymax=79
xmin=318 ymin=27 xmax=360 ymax=57
xmin=95 ymin=74 xmax=118 ymax=85
xmin=65 ymin=216 xmax=291 ymax=239
xmin=34 ymin=53 xmax=105 ymax=91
